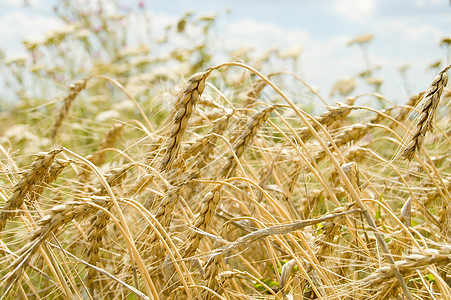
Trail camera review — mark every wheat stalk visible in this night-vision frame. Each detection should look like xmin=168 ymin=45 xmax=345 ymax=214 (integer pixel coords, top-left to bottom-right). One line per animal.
xmin=85 ymin=164 xmax=130 ymax=293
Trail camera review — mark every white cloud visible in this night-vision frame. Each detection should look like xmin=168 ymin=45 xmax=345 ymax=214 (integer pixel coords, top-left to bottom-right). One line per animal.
xmin=0 ymin=0 xmax=47 ymax=9
xmin=374 ymin=18 xmax=444 ymax=40
xmin=369 ymin=17 xmax=447 ymax=93
xmin=225 ymin=18 xmax=310 ymax=50
xmin=303 ymin=35 xmax=364 ymax=96
xmin=369 ymin=17 xmax=447 ymax=58
xmin=224 ymin=18 xmax=361 ymax=101
xmin=0 ymin=0 xmax=23 ymax=9
xmin=0 ymin=10 xmax=62 ymax=56
xmin=225 ymin=13 xmax=447 ymax=104
xmin=414 ymin=0 xmax=444 ymax=7
xmin=331 ymin=0 xmax=377 ymax=21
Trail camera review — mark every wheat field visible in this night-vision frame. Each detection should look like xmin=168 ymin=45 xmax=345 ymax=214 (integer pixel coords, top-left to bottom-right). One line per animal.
xmin=0 ymin=2 xmax=450 ymax=299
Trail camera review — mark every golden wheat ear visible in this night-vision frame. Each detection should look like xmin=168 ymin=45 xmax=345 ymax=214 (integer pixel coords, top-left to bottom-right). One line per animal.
xmin=0 ymin=149 xmax=62 ymax=232
xmin=51 ymin=78 xmax=90 ymax=141
xmin=160 ymin=69 xmax=212 ymax=172
xmin=402 ymin=65 xmax=450 ymax=161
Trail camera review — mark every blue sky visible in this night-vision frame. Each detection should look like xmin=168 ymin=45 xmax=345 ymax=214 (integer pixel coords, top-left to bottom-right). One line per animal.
xmin=0 ymin=0 xmax=450 ymax=103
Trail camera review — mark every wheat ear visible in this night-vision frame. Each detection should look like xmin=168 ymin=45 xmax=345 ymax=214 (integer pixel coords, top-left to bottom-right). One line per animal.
xmin=0 ymin=149 xmax=62 ymax=232
xmin=181 ymin=185 xmax=222 ymax=259
xmin=363 ymin=246 xmax=451 ymax=286
xmin=314 ymin=123 xmax=369 ymax=163
xmin=78 ymin=123 xmax=125 ymax=182
xmin=141 ymin=185 xmax=182 ymax=259
xmin=181 ymin=107 xmax=277 ymax=256
xmin=221 ymin=106 xmax=277 ymax=178
xmin=91 ymin=123 xmax=125 ymax=166
xmin=244 ymin=78 xmax=268 ymax=106
xmin=160 ymin=69 xmax=212 ymax=171
xmin=402 ymin=65 xmax=450 ymax=161
xmin=85 ymin=209 xmax=111 ymax=294
xmin=298 ymin=103 xmax=353 ymax=141
xmin=30 ymin=158 xmax=72 ymax=202
xmin=180 ymin=113 xmax=231 ymax=163
xmin=3 ymin=197 xmax=111 ymax=291
xmin=51 ymin=78 xmax=89 ymax=140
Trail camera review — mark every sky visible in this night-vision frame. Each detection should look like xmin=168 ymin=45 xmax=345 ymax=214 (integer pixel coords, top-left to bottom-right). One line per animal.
xmin=0 ymin=0 xmax=450 ymax=104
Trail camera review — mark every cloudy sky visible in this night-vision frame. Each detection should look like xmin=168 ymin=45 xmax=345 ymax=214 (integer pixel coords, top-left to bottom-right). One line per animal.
xmin=0 ymin=0 xmax=450 ymax=103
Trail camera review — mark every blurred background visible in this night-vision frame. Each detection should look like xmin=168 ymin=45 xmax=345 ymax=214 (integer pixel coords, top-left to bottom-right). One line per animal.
xmin=0 ymin=0 xmax=450 ymax=108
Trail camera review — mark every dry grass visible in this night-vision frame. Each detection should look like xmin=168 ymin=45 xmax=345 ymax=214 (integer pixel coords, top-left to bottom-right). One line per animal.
xmin=0 ymin=2 xmax=450 ymax=299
